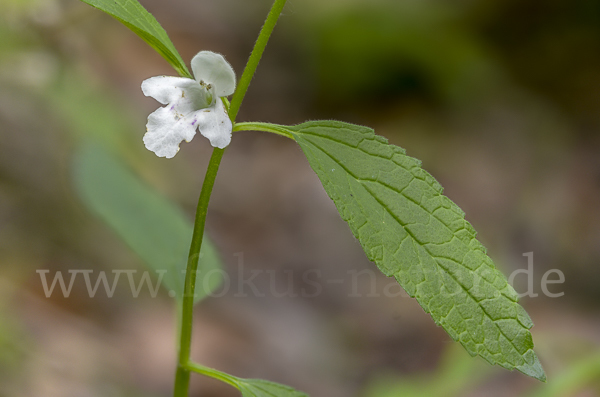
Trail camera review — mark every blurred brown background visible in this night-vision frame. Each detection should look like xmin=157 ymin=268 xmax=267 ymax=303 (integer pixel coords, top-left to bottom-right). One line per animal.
xmin=1 ymin=0 xmax=600 ymax=396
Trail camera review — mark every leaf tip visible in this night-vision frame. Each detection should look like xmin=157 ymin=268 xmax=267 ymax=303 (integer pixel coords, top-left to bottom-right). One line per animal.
xmin=517 ymin=352 xmax=546 ymax=382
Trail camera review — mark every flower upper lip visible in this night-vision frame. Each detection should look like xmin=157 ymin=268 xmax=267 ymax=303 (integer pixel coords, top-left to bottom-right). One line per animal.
xmin=141 ymin=51 xmax=236 ymax=158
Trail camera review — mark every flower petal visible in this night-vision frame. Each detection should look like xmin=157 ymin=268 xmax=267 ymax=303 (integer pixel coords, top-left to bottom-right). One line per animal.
xmin=196 ymin=99 xmax=232 ymax=149
xmin=191 ymin=51 xmax=236 ymax=97
xmin=142 ymin=76 xmax=213 ymax=114
xmin=142 ymin=76 xmax=198 ymax=104
xmin=143 ymin=106 xmax=199 ymax=158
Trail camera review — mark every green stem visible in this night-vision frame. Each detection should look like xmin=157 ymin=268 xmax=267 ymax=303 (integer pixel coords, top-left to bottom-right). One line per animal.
xmin=173 ymin=147 xmax=225 ymax=397
xmin=228 ymin=0 xmax=288 ymax=121
xmin=233 ymin=121 xmax=295 ymax=140
xmin=173 ymin=1 xmax=287 ymax=395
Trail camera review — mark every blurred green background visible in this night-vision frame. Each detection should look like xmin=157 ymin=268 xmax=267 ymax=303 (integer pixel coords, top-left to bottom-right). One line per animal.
xmin=1 ymin=0 xmax=600 ymax=396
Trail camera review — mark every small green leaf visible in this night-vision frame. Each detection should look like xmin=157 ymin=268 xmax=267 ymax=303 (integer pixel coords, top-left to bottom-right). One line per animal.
xmin=264 ymin=120 xmax=544 ymax=381
xmin=187 ymin=363 xmax=308 ymax=397
xmin=73 ymin=144 xmax=222 ymax=303
xmin=237 ymin=379 xmax=308 ymax=397
xmin=79 ymin=0 xmax=191 ymax=78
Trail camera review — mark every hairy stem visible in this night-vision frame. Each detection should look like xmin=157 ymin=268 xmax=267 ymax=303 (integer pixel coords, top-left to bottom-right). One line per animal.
xmin=228 ymin=0 xmax=288 ymax=121
xmin=173 ymin=147 xmax=225 ymax=397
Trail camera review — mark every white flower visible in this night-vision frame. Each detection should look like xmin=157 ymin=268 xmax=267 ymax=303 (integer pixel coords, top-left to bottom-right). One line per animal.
xmin=141 ymin=51 xmax=236 ymax=158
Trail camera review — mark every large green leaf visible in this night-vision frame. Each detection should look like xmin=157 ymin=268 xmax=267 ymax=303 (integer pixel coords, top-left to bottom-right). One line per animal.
xmin=73 ymin=144 xmax=221 ymax=303
xmin=281 ymin=120 xmax=545 ymax=381
xmin=79 ymin=0 xmax=191 ymax=78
